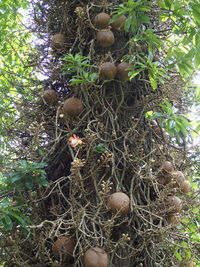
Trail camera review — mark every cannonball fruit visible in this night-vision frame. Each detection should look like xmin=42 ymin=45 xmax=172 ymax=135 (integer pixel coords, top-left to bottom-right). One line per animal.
xmin=51 ymin=33 xmax=66 ymax=49
xmin=96 ymin=29 xmax=115 ymax=48
xmin=180 ymin=180 xmax=191 ymax=194
xmin=99 ymin=62 xmax=117 ymax=80
xmin=83 ymin=247 xmax=108 ymax=267
xmin=167 ymin=214 xmax=180 ymax=225
xmin=52 ymin=236 xmax=76 ymax=261
xmin=171 ymin=170 xmax=185 ymax=186
xmin=116 ymin=62 xmax=131 ymax=81
xmin=110 ymin=15 xmax=126 ymax=31
xmin=107 ymin=192 xmax=130 ymax=215
xmin=43 ymin=89 xmax=58 ymax=105
xmin=63 ymin=97 xmax=83 ymax=117
xmin=164 ymin=196 xmax=182 ymax=214
xmin=94 ymin=13 xmax=111 ymax=29
xmin=156 ymin=175 xmax=171 ymax=185
xmin=162 ymin=161 xmax=174 ymax=173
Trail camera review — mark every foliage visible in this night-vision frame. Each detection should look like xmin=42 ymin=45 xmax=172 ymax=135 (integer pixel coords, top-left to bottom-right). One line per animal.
xmin=0 ymin=0 xmax=34 ymax=154
xmin=124 ymin=52 xmax=168 ymax=89
xmin=158 ymin=0 xmax=200 ymax=77
xmin=173 ymin=206 xmax=200 ymax=265
xmin=62 ymin=53 xmax=99 ymax=86
xmin=4 ymin=160 xmax=48 ymax=191
xmin=0 ymin=198 xmax=31 ymax=232
xmin=93 ymin=143 xmax=107 ymax=154
xmin=111 ymin=0 xmax=200 ymax=91
xmin=110 ymin=0 xmax=151 ymax=33
xmin=146 ymin=99 xmax=191 ymax=144
xmin=0 ymin=160 xmax=47 ymax=233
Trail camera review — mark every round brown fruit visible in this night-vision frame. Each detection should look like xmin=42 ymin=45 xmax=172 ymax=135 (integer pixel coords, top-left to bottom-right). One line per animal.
xmin=96 ymin=29 xmax=115 ymax=48
xmin=83 ymin=247 xmax=108 ymax=267
xmin=156 ymin=175 xmax=171 ymax=185
xmin=180 ymin=180 xmax=191 ymax=194
xmin=164 ymin=196 xmax=182 ymax=214
xmin=43 ymin=89 xmax=58 ymax=105
xmin=116 ymin=62 xmax=131 ymax=81
xmin=51 ymin=33 xmax=66 ymax=49
xmin=167 ymin=214 xmax=180 ymax=225
xmin=171 ymin=170 xmax=185 ymax=186
xmin=99 ymin=62 xmax=117 ymax=80
xmin=107 ymin=192 xmax=130 ymax=215
xmin=52 ymin=236 xmax=76 ymax=261
xmin=63 ymin=97 xmax=84 ymax=117
xmin=110 ymin=15 xmax=126 ymax=31
xmin=162 ymin=161 xmax=174 ymax=173
xmin=94 ymin=13 xmax=111 ymax=29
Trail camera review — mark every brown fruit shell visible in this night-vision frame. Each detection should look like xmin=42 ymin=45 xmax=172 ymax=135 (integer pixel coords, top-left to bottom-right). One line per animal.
xmin=107 ymin=192 xmax=130 ymax=215
xmin=180 ymin=180 xmax=191 ymax=194
xmin=156 ymin=174 xmax=171 ymax=185
xmin=94 ymin=13 xmax=111 ymax=29
xmin=110 ymin=15 xmax=126 ymax=31
xmin=51 ymin=33 xmax=66 ymax=49
xmin=167 ymin=214 xmax=180 ymax=225
xmin=52 ymin=236 xmax=76 ymax=261
xmin=116 ymin=62 xmax=131 ymax=81
xmin=164 ymin=196 xmax=182 ymax=214
xmin=171 ymin=170 xmax=185 ymax=186
xmin=83 ymin=247 xmax=108 ymax=267
xmin=99 ymin=62 xmax=117 ymax=80
xmin=162 ymin=161 xmax=174 ymax=173
xmin=96 ymin=29 xmax=115 ymax=48
xmin=43 ymin=89 xmax=58 ymax=105
xmin=63 ymin=97 xmax=84 ymax=117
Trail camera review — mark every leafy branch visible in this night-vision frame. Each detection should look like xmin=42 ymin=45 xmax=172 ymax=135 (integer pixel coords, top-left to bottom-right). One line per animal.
xmin=110 ymin=0 xmax=151 ymax=33
xmin=61 ymin=53 xmax=99 ymax=86
xmin=146 ymin=99 xmax=191 ymax=144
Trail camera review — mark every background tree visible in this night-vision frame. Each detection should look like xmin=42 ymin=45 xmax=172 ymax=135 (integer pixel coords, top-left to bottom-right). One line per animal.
xmin=0 ymin=0 xmax=199 ymax=266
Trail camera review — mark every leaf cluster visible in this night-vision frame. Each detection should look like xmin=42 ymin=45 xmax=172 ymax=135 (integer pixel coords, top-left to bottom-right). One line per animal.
xmin=0 ymin=198 xmax=31 ymax=232
xmin=61 ymin=53 xmax=99 ymax=86
xmin=110 ymin=0 xmax=151 ymax=33
xmin=146 ymin=99 xmax=191 ymax=144
xmin=4 ymin=160 xmax=48 ymax=191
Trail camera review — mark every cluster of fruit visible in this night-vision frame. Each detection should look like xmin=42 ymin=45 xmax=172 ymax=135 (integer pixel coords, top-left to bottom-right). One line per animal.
xmin=51 ymin=191 xmax=130 ymax=266
xmin=157 ymin=161 xmax=191 ymax=225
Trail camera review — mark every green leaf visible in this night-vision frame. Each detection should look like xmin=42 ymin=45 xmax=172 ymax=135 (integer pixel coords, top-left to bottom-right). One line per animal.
xmin=194 ymin=52 xmax=200 ymax=68
xmin=93 ymin=143 xmax=106 ymax=154
xmin=137 ymin=14 xmax=150 ymax=24
xmin=0 ymin=198 xmax=11 ymax=209
xmin=129 ymin=68 xmax=144 ymax=80
xmin=149 ymin=74 xmax=157 ymax=89
xmin=175 ymin=251 xmax=182 ymax=262
xmin=176 ymin=120 xmax=187 ymax=136
xmin=190 ymin=3 xmax=200 ymax=26
xmin=2 ymin=215 xmax=13 ymax=230
xmin=8 ymin=211 xmax=27 ymax=226
xmin=164 ymin=0 xmax=172 ymax=9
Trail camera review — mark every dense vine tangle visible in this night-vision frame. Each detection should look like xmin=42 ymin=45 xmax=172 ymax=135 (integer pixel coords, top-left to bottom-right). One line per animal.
xmin=2 ymin=0 xmax=196 ymax=267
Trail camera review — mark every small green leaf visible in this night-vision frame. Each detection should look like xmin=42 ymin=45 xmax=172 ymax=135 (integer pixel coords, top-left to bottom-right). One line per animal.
xmin=129 ymin=68 xmax=144 ymax=80
xmin=93 ymin=143 xmax=106 ymax=154
xmin=164 ymin=0 xmax=172 ymax=9
xmin=149 ymin=74 xmax=157 ymax=89
xmin=2 ymin=215 xmax=13 ymax=230
xmin=175 ymin=251 xmax=182 ymax=262
xmin=190 ymin=3 xmax=200 ymax=25
xmin=194 ymin=52 xmax=200 ymax=68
